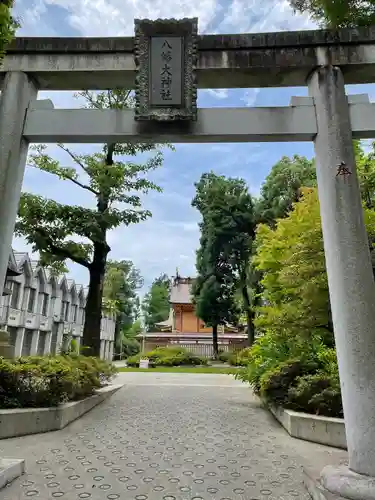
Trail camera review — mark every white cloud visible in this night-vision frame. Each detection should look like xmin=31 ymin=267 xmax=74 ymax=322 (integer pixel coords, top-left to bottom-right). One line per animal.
xmin=219 ymin=0 xmax=314 ymax=33
xmin=43 ymin=0 xmax=219 ymax=35
xmin=203 ymin=89 xmax=229 ymax=100
xmin=242 ymin=88 xmax=261 ymax=107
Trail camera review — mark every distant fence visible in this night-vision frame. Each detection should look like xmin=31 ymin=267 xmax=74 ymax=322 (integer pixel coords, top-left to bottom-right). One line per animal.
xmin=176 ymin=342 xmax=242 ymax=358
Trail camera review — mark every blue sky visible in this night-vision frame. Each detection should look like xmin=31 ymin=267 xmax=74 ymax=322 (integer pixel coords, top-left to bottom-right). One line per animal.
xmin=12 ymin=0 xmax=375 ymax=293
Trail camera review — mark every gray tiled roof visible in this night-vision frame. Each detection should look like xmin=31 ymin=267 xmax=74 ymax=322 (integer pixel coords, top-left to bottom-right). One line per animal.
xmin=13 ymin=251 xmax=28 ymax=266
xmin=30 ymin=260 xmax=39 ymax=272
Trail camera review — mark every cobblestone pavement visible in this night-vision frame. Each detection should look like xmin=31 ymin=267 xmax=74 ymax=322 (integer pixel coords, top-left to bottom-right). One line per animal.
xmin=0 ymin=373 xmax=340 ymax=500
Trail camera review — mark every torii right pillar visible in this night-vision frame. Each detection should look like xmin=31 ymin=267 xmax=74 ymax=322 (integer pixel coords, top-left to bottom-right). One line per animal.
xmin=309 ymin=65 xmax=375 ymax=498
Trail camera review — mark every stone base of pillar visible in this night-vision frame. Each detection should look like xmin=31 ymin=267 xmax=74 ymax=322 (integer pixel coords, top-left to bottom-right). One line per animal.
xmin=322 ymin=465 xmax=375 ymax=499
xmin=304 ymin=464 xmax=375 ymax=500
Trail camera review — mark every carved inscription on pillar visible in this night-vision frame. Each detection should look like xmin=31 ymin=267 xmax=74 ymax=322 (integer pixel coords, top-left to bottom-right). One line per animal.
xmin=134 ymin=18 xmax=198 ymax=121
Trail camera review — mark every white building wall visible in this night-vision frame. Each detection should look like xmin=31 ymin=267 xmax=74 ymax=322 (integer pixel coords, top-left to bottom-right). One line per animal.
xmin=2 ymin=249 xmax=116 ymax=360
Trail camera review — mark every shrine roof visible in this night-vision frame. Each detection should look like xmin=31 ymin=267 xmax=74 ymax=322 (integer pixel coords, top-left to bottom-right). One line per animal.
xmin=170 ymin=282 xmax=192 ymax=304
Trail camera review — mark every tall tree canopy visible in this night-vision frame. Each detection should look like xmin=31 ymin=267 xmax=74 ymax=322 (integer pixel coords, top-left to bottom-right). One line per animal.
xmin=290 ymin=0 xmax=375 ymax=27
xmin=254 ymin=187 xmax=375 ymax=345
xmin=192 ymin=172 xmax=243 ymax=355
xmin=192 ymin=172 xmax=257 ymax=344
xmin=255 ymin=155 xmax=316 ymax=225
xmin=16 ymin=90 xmax=167 ymax=356
xmin=142 ymin=274 xmax=170 ymax=332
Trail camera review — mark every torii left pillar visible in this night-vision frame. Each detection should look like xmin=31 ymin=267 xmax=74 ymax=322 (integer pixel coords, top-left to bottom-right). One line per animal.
xmin=0 ymin=71 xmax=33 ymax=487
xmin=0 ymin=72 xmax=37 ymax=297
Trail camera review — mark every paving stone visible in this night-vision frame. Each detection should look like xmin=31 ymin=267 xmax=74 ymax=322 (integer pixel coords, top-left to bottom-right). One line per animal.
xmin=0 ymin=374 xmax=311 ymax=500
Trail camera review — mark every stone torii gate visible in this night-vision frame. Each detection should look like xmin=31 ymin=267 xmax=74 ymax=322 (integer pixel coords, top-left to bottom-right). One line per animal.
xmin=1 ymin=21 xmax=375 ymax=498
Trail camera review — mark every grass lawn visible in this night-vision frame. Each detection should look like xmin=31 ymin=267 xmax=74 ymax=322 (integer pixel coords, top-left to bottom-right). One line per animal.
xmin=117 ymin=366 xmax=238 ymax=374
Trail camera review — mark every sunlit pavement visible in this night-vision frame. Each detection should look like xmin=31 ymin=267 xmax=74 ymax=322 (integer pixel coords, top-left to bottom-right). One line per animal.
xmin=0 ymin=372 xmax=346 ymax=500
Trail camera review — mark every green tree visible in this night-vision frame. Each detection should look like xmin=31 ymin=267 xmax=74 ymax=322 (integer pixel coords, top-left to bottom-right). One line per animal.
xmin=192 ymin=174 xmax=241 ymax=357
xmin=255 ymin=155 xmax=316 ymax=226
xmin=16 ymin=90 xmax=166 ymax=356
xmin=356 ymin=141 xmax=375 ymax=210
xmin=123 ymin=319 xmax=142 ymax=338
xmin=192 ymin=172 xmax=257 ymax=344
xmin=103 ymin=259 xmax=143 ymax=351
xmin=0 ymin=0 xmax=18 ymax=63
xmin=254 ymin=187 xmax=375 ymax=344
xmin=142 ymin=274 xmax=170 ymax=331
xmin=290 ymin=0 xmax=375 ymax=28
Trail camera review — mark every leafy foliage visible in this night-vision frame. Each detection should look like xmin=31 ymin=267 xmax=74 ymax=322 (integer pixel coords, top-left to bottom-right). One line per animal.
xmin=290 ymin=0 xmax=375 ymax=28
xmin=228 ymin=347 xmax=253 ymax=366
xmin=0 ymin=355 xmax=117 ymax=409
xmin=142 ymin=274 xmax=170 ymax=332
xmin=254 ymin=187 xmax=375 ymax=340
xmin=121 ymin=338 xmax=141 ymax=358
xmin=192 ymin=172 xmax=251 ymax=355
xmin=255 ymin=155 xmax=316 ymax=226
xmin=0 ymin=0 xmax=18 ymax=62
xmin=126 ymin=347 xmax=207 ymax=367
xmin=103 ymin=259 xmax=143 ymax=350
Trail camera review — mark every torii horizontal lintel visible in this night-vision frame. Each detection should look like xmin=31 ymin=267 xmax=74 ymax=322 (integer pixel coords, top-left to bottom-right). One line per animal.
xmin=23 ymin=96 xmax=374 ymax=144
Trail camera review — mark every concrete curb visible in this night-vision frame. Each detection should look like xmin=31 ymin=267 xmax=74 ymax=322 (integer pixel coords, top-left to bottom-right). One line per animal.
xmin=0 ymin=458 xmax=25 ymax=490
xmin=0 ymin=384 xmax=123 ymax=439
xmin=260 ymin=398 xmax=346 ymax=449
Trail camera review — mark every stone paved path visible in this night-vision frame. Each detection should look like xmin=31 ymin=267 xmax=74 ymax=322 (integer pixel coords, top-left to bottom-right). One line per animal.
xmin=0 ymin=373 xmax=341 ymax=500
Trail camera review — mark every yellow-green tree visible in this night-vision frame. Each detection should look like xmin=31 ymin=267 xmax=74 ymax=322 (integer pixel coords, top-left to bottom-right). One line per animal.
xmin=0 ymin=1 xmax=18 ymax=63
xmin=290 ymin=0 xmax=375 ymax=28
xmin=254 ymin=187 xmax=375 ymax=342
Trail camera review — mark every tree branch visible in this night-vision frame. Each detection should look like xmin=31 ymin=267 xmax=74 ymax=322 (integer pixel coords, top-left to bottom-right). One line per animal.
xmin=58 ymin=169 xmax=99 ymax=195
xmin=31 ymin=163 xmax=99 ymax=195
xmin=35 ymin=228 xmax=92 ymax=269
xmin=57 ymin=144 xmax=91 ymax=176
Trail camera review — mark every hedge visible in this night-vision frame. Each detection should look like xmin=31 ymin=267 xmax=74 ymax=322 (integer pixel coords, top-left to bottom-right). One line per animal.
xmin=0 ymin=354 xmax=117 ymax=409
xmin=127 ymin=346 xmax=207 ymax=367
xmin=235 ymin=333 xmax=343 ymax=418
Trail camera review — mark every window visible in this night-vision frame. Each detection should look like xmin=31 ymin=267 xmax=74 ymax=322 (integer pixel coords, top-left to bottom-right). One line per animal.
xmin=61 ymin=300 xmax=67 ymax=319
xmin=27 ymin=288 xmax=36 ymax=313
xmin=10 ymin=282 xmax=21 ymax=309
xmin=64 ymin=302 xmax=70 ymax=321
xmin=73 ymin=305 xmax=78 ymax=323
xmin=41 ymin=293 xmax=49 ymax=317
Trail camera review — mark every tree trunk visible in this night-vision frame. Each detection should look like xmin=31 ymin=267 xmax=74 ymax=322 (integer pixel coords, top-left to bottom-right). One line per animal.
xmin=242 ymin=284 xmax=255 ymax=346
xmin=212 ymin=324 xmax=219 ymax=359
xmin=82 ymin=243 xmax=108 ymax=357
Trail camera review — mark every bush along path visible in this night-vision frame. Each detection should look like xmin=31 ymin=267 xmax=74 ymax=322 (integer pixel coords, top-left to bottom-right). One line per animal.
xmin=0 ymin=355 xmax=117 ymax=409
xmin=126 ymin=346 xmax=208 ymax=368
xmin=235 ymin=335 xmax=343 ymax=418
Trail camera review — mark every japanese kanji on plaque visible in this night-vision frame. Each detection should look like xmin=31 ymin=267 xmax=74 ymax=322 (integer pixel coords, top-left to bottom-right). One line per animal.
xmin=134 ymin=18 xmax=198 ymax=121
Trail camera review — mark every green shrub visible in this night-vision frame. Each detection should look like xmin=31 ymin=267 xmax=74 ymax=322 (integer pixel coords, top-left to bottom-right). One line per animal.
xmin=287 ymin=372 xmax=343 ymax=417
xmin=217 ymin=351 xmax=232 ymax=362
xmin=0 ymin=355 xmax=117 ymax=409
xmin=126 ymin=346 xmax=207 ymax=367
xmin=229 ymin=347 xmax=253 ymax=366
xmin=259 ymin=358 xmax=318 ymax=405
xmin=126 ymin=353 xmax=142 ymax=367
xmin=122 ymin=337 xmax=141 ymax=358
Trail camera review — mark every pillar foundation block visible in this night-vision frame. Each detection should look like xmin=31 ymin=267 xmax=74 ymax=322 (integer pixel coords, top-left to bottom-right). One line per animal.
xmin=320 ymin=465 xmax=375 ymax=500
